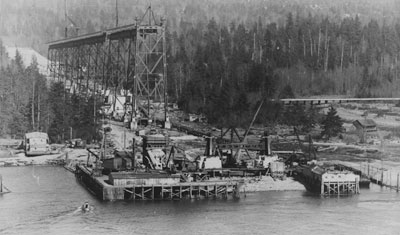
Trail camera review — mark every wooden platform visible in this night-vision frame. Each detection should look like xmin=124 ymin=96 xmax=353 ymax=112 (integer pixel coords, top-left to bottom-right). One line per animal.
xmin=75 ymin=165 xmax=242 ymax=201
xmin=294 ymin=165 xmax=360 ymax=195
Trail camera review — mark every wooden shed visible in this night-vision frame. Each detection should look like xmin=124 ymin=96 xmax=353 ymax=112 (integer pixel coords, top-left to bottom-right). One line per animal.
xmin=353 ymin=119 xmax=377 ymax=143
xmin=353 ymin=119 xmax=377 ymax=132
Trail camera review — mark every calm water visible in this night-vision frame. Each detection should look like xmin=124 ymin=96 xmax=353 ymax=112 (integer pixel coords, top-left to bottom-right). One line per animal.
xmin=1 ymin=166 xmax=400 ymax=235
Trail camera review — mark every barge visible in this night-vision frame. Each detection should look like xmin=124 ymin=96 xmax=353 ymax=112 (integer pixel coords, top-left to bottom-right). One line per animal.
xmin=294 ymin=164 xmax=360 ymax=195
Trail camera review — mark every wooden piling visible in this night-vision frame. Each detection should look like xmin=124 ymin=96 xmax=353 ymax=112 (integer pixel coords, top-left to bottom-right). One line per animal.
xmin=0 ymin=174 xmax=2 ymax=193
xmin=397 ymin=174 xmax=399 ymax=192
xmin=320 ymin=179 xmax=324 ymax=195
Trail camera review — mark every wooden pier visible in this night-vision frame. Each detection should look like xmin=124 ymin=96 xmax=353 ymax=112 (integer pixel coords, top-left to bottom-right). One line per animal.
xmin=358 ymin=163 xmax=400 ymax=191
xmin=295 ymin=165 xmax=360 ymax=195
xmin=320 ymin=176 xmax=359 ymax=195
xmin=123 ymin=181 xmax=240 ymax=200
xmin=75 ymin=165 xmax=242 ymax=201
xmin=334 ymin=164 xmax=370 ymax=188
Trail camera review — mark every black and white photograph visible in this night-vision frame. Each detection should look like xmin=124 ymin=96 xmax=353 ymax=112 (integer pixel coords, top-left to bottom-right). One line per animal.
xmin=1 ymin=0 xmax=400 ymax=234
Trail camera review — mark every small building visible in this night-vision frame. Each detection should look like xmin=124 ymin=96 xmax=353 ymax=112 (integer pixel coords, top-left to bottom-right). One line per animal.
xmin=353 ymin=119 xmax=377 ymax=132
xmin=353 ymin=119 xmax=377 ymax=143
xmin=142 ymin=134 xmax=169 ymax=150
xmin=103 ymin=151 xmax=135 ymax=172
xmin=103 ymin=157 xmax=123 ymax=172
xmin=269 ymin=161 xmax=285 ymax=179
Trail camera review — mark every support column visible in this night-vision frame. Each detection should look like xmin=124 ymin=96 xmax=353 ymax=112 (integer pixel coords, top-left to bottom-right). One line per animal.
xmin=320 ymin=179 xmax=324 ymax=195
xmin=397 ymin=173 xmax=399 ymax=192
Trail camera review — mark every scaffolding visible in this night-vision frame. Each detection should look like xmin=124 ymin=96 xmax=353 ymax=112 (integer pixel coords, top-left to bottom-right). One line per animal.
xmin=47 ymin=6 xmax=167 ymax=123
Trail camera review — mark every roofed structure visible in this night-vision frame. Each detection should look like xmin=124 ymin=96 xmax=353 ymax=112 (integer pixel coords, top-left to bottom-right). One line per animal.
xmin=353 ymin=119 xmax=377 ymax=132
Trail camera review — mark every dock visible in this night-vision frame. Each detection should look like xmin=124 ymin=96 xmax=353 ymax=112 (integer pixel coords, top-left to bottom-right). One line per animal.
xmin=334 ymin=164 xmax=370 ymax=188
xmin=75 ymin=165 xmax=242 ymax=201
xmin=358 ymin=163 xmax=400 ymax=191
xmin=294 ymin=165 xmax=360 ymax=195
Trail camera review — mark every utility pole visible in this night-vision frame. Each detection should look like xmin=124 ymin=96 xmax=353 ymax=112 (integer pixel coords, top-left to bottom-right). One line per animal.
xmin=32 ymin=80 xmax=35 ymax=130
xmin=123 ymin=128 xmax=126 ymax=149
xmin=64 ymin=0 xmax=68 ymax=38
xmin=37 ymin=93 xmax=40 ymax=131
xmin=115 ymin=0 xmax=119 ymax=27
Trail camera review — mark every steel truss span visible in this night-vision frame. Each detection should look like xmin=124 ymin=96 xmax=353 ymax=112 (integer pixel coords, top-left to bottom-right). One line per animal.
xmin=47 ymin=6 xmax=167 ymax=122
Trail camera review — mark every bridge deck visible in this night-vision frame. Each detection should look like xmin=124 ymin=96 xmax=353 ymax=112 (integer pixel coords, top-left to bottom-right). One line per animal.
xmin=48 ymin=23 xmax=161 ymax=49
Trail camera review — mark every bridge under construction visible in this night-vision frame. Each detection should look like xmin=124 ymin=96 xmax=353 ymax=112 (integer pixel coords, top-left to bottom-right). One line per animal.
xmin=47 ymin=7 xmax=167 ymax=127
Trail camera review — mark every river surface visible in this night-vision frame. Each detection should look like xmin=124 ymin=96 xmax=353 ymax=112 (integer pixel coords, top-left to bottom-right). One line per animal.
xmin=0 ymin=166 xmax=400 ymax=235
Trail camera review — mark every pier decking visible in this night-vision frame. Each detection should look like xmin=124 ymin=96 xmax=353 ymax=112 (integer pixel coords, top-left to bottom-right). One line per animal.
xmin=75 ymin=165 xmax=242 ymax=201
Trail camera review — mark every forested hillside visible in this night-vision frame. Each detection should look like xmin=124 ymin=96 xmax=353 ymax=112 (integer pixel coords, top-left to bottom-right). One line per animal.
xmin=0 ymin=41 xmax=101 ymax=140
xmin=1 ymin=0 xmax=400 ymax=136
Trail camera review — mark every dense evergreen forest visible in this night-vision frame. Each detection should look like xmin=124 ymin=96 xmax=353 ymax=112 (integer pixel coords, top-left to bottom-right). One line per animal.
xmin=0 ymin=0 xmax=400 ymax=138
xmin=0 ymin=41 xmax=101 ymax=141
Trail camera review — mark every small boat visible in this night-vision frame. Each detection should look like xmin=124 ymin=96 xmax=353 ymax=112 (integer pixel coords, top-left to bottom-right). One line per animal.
xmin=81 ymin=202 xmax=90 ymax=212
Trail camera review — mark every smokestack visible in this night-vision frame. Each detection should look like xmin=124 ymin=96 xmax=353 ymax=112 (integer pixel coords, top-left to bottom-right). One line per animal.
xmin=205 ymin=134 xmax=213 ymax=156
xmin=132 ymin=138 xmax=136 ymax=168
xmin=263 ymin=131 xmax=271 ymax=155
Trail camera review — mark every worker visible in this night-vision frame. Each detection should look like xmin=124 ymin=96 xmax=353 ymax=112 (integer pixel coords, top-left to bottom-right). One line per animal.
xmin=81 ymin=202 xmax=90 ymax=212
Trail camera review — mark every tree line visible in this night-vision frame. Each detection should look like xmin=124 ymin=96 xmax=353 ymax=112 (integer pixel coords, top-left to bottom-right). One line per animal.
xmin=0 ymin=0 xmax=392 ymax=140
xmin=166 ymin=13 xmax=400 ymax=129
xmin=0 ymin=40 xmax=101 ymax=142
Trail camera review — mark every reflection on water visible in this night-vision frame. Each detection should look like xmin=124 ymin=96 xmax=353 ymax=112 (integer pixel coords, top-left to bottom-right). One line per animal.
xmin=1 ymin=166 xmax=400 ymax=235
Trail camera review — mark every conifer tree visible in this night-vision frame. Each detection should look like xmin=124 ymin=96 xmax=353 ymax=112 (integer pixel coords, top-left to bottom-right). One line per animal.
xmin=321 ymin=106 xmax=344 ymax=139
